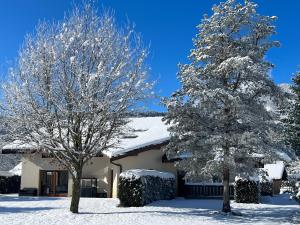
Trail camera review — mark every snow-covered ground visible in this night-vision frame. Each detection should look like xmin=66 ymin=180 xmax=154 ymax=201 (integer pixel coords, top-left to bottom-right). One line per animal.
xmin=0 ymin=194 xmax=298 ymax=225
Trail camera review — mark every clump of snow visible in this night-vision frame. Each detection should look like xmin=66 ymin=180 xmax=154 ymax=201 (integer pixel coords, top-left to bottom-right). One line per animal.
xmin=235 ymin=175 xmax=259 ymax=182
xmin=120 ymin=169 xmax=175 ymax=181
xmin=263 ymin=161 xmax=285 ymax=181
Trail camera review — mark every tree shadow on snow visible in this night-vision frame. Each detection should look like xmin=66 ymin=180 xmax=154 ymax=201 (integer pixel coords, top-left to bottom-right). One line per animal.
xmin=0 ymin=196 xmax=62 ymax=202
xmin=261 ymin=194 xmax=299 ymax=206
xmin=80 ymin=207 xmax=298 ymax=224
xmin=148 ymin=198 xmax=223 ymax=209
xmin=80 ymin=197 xmax=299 ymax=224
xmin=0 ymin=206 xmax=55 ymax=214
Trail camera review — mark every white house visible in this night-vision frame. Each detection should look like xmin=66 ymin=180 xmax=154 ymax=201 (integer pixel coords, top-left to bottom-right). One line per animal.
xmin=1 ymin=117 xmax=177 ymax=198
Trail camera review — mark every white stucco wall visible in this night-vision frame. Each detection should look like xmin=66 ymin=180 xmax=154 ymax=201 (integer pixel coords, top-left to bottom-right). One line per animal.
xmin=21 ymin=154 xmax=112 ymax=196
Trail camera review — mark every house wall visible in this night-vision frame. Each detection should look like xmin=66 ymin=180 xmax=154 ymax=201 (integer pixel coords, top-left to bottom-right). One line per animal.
xmin=20 ymin=147 xmax=177 ymax=198
xmin=81 ymin=156 xmax=112 ymax=197
xmin=21 ymin=154 xmax=66 ymax=193
xmin=21 ymin=154 xmax=113 ymax=197
xmin=21 ymin=157 xmax=40 ymax=190
xmin=272 ymin=179 xmax=282 ymax=195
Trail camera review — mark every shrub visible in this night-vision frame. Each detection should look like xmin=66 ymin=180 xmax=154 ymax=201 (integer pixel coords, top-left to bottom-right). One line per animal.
xmin=235 ymin=177 xmax=260 ymax=203
xmin=118 ymin=169 xmax=176 ymax=207
xmin=0 ymin=175 xmax=21 ymax=194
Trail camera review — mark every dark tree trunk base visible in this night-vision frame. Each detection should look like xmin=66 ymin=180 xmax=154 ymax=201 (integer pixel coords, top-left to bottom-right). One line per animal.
xmin=222 ymin=165 xmax=231 ymax=213
xmin=222 ymin=202 xmax=232 ymax=213
xmin=70 ymin=177 xmax=81 ymax=213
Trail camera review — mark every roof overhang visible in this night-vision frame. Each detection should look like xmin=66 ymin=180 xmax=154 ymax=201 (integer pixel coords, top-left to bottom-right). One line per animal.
xmin=1 ymin=141 xmax=170 ymax=160
xmin=110 ymin=140 xmax=169 ymax=161
xmin=1 ymin=149 xmax=37 ymax=154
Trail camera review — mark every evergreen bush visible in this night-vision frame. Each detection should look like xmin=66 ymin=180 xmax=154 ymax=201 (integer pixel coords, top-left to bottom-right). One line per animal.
xmin=118 ymin=169 xmax=176 ymax=207
xmin=235 ymin=178 xmax=260 ymax=203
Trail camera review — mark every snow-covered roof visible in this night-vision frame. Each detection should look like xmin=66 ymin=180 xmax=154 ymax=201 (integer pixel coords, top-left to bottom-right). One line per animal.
xmin=0 ymin=162 xmax=22 ymax=177
xmin=2 ymin=117 xmax=170 ymax=159
xmin=263 ymin=161 xmax=285 ymax=180
xmin=249 ymin=151 xmax=292 ymax=162
xmin=120 ymin=169 xmax=175 ymax=180
xmin=2 ymin=140 xmax=38 ymax=151
xmin=0 ymin=171 xmax=14 ymax=177
xmin=9 ymin=162 xmax=22 ymax=176
xmin=103 ymin=117 xmax=169 ymax=158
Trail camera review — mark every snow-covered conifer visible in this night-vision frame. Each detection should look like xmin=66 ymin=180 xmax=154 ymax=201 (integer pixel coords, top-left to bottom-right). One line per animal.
xmin=163 ymin=0 xmax=284 ymax=213
xmin=284 ymin=71 xmax=300 ymax=156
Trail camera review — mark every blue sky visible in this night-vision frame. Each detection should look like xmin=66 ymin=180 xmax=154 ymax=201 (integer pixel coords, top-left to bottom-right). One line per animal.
xmin=0 ymin=0 xmax=299 ymax=111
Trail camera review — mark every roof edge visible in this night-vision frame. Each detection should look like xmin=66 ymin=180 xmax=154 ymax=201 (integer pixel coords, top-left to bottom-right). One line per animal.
xmin=110 ymin=140 xmax=170 ymax=161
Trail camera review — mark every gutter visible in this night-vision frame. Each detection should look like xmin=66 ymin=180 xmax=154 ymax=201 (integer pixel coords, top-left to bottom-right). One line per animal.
xmin=110 ymin=159 xmax=122 ymax=173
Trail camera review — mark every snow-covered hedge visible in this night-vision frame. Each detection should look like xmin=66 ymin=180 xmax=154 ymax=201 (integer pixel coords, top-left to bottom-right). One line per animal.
xmin=235 ymin=177 xmax=260 ymax=203
xmin=118 ymin=169 xmax=176 ymax=207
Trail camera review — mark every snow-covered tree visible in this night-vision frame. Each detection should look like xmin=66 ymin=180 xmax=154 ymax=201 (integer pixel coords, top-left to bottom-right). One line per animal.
xmin=284 ymin=71 xmax=300 ymax=156
xmin=1 ymin=3 xmax=151 ymax=213
xmin=163 ymin=0 xmax=284 ymax=213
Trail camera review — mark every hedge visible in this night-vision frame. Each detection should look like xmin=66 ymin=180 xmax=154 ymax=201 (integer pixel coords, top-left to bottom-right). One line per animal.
xmin=0 ymin=175 xmax=21 ymax=194
xmin=235 ymin=178 xmax=260 ymax=203
xmin=118 ymin=169 xmax=176 ymax=207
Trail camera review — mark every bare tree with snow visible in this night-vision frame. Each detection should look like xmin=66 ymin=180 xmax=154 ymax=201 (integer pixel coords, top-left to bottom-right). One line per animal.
xmin=163 ymin=0 xmax=285 ymax=213
xmin=1 ymin=3 xmax=151 ymax=213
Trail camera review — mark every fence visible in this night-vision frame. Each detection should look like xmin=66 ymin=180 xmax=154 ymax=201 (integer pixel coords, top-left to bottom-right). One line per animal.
xmin=184 ymin=183 xmax=234 ymax=199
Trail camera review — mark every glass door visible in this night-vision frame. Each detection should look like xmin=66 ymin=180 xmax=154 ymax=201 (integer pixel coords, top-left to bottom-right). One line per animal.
xmin=40 ymin=171 xmax=68 ymax=196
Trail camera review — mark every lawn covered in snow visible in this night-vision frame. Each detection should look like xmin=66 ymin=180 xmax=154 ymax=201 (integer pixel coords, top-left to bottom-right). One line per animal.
xmin=0 ymin=194 xmax=299 ymax=225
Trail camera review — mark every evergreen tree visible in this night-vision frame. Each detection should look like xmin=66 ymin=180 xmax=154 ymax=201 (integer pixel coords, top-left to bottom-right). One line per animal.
xmin=284 ymin=70 xmax=300 ymax=156
xmin=163 ymin=0 xmax=283 ymax=213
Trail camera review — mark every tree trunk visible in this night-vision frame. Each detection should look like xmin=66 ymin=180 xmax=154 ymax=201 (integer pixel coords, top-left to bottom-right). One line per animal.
xmin=222 ymin=165 xmax=231 ymax=213
xmin=70 ymin=169 xmax=82 ymax=213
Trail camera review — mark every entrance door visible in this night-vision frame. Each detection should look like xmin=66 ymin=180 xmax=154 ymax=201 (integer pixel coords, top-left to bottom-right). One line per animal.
xmin=40 ymin=171 xmax=68 ymax=196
